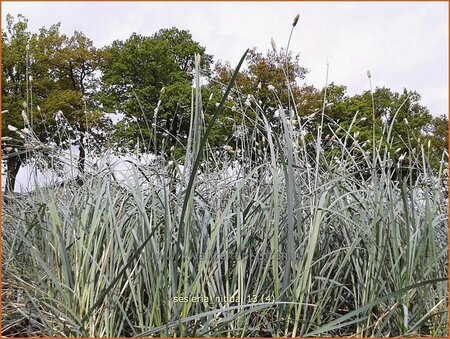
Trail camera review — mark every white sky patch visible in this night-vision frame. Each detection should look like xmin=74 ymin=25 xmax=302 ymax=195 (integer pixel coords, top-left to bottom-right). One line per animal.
xmin=1 ymin=1 xmax=448 ymax=118
xmin=0 ymin=146 xmax=161 ymax=192
xmin=105 ymin=112 xmax=125 ymax=125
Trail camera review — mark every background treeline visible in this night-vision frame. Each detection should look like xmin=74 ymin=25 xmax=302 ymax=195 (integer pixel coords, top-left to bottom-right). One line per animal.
xmin=2 ymin=14 xmax=448 ymax=191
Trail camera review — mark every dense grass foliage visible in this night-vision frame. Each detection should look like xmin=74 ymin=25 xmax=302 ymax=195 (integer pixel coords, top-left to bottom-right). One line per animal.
xmin=2 ymin=52 xmax=448 ymax=337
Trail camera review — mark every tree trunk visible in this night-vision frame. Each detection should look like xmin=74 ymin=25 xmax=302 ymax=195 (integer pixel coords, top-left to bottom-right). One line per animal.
xmin=78 ymin=134 xmax=85 ymax=175
xmin=76 ymin=128 xmax=86 ymax=185
xmin=5 ymin=155 xmax=21 ymax=193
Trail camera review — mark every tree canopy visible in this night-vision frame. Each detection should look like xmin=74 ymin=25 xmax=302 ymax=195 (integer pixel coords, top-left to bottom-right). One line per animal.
xmin=99 ymin=28 xmax=212 ymax=155
xmin=2 ymin=14 xmax=109 ymax=190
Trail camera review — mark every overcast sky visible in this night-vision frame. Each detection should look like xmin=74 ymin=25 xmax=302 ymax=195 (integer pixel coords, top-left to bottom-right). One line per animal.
xmin=2 ymin=1 xmax=448 ymax=117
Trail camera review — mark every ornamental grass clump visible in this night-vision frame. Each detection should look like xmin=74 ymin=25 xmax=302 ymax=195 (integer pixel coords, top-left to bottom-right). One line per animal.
xmin=2 ymin=14 xmax=447 ymax=337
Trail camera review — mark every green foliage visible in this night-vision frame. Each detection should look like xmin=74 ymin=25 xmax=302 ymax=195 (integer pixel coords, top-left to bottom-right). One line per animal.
xmin=294 ymin=83 xmax=445 ymax=176
xmin=419 ymin=114 xmax=449 ymax=170
xmin=30 ymin=26 xmax=105 ymax=146
xmin=213 ymin=48 xmax=307 ymax=117
xmin=100 ymin=28 xmax=212 ymax=155
xmin=2 ymin=14 xmax=31 ymax=137
xmin=154 ymin=27 xmax=213 ymax=76
xmin=2 ymin=14 xmax=35 ymax=191
xmin=2 ymin=15 xmax=107 ymax=190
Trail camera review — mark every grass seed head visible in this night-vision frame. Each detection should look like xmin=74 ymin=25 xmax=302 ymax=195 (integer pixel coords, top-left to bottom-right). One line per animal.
xmin=21 ymin=128 xmax=31 ymax=135
xmin=7 ymin=125 xmax=18 ymax=132
xmin=292 ymin=14 xmax=300 ymax=27
xmin=22 ymin=110 xmax=30 ymax=125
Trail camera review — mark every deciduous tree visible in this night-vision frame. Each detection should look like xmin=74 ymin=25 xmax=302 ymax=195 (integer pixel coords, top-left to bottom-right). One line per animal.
xmin=2 ymin=15 xmax=106 ymax=191
xmin=99 ymin=28 xmax=212 ymax=156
